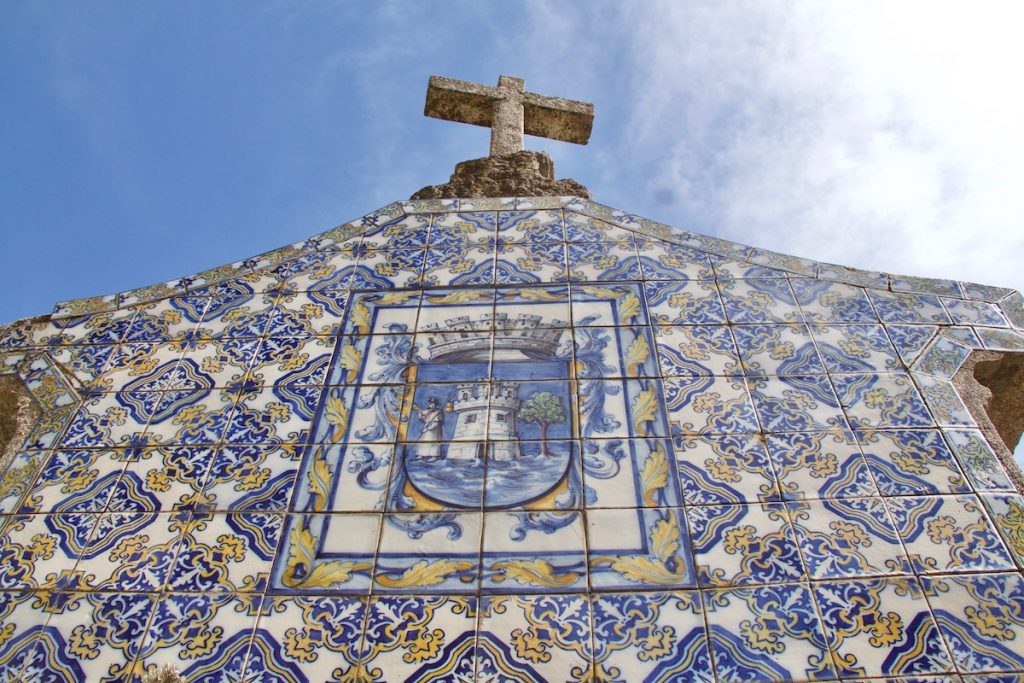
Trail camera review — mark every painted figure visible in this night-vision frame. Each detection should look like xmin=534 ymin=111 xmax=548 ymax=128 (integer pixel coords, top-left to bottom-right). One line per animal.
xmin=414 ymin=397 xmax=445 ymax=460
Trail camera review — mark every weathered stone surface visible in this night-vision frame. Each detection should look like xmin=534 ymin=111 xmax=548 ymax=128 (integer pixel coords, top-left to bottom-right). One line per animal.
xmin=425 ymin=74 xmax=594 ymax=157
xmin=953 ymin=350 xmax=1024 ymax=494
xmin=411 ymin=150 xmax=590 ymax=200
xmin=0 ymin=374 xmax=39 ymax=474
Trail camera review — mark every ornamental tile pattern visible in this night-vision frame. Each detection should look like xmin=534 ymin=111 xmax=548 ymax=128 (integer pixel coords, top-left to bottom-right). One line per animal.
xmin=0 ymin=197 xmax=1022 ymax=680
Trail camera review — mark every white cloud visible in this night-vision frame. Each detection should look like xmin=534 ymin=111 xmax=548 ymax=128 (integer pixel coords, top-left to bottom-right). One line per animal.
xmin=522 ymin=1 xmax=1024 ymax=292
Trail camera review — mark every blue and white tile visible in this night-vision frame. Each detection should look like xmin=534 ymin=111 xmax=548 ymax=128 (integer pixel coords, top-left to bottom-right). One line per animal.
xmin=78 ymin=511 xmax=187 ymax=591
xmin=703 ymin=582 xmax=836 ymax=681
xmin=719 ymin=278 xmax=803 ymax=323
xmin=856 ymin=430 xmax=970 ymax=496
xmin=941 ymin=297 xmax=1010 ymax=327
xmin=134 ymin=593 xmax=260 ymax=681
xmin=1 ymin=449 xmax=57 ymax=513
xmin=886 ymin=324 xmax=939 ymax=366
xmin=664 ymin=375 xmax=760 ymax=436
xmin=0 ymin=590 xmax=57 ymax=680
xmin=494 ymin=242 xmax=568 ymax=283
xmin=167 ymin=512 xmax=282 ymax=593
xmin=767 ymin=431 xmax=878 ymax=500
xmin=913 ymin=374 xmax=976 ymax=428
xmin=812 ymin=323 xmax=903 ymax=373
xmin=361 ymin=595 xmax=478 ymax=681
xmin=274 ymin=513 xmax=380 ymax=592
xmin=583 ymin=438 xmax=680 ymax=509
xmin=688 ymin=502 xmax=804 ymax=586
xmin=482 ymin=510 xmax=587 ymax=592
xmin=814 ymin=577 xmax=953 ymax=678
xmin=340 ymin=291 xmax=420 ymax=336
xmin=108 ymin=445 xmax=215 ymax=512
xmin=789 ymin=497 xmax=911 ymax=578
xmin=566 ymin=242 xmax=642 ymax=282
xmin=710 ymin=256 xmax=791 ymax=281
xmin=564 ymin=212 xmax=634 ymax=244
xmin=674 ymin=433 xmax=780 ymax=505
xmin=571 ymin=283 xmax=648 ymax=327
xmin=374 ymin=512 xmax=481 ymax=593
xmin=870 ymin=291 xmax=952 ymax=324
xmin=588 ymin=507 xmax=694 ymax=591
xmin=979 ymin=493 xmax=1024 ymax=568
xmin=428 ymin=211 xmax=497 ymax=248
xmin=912 ymin=336 xmax=972 ymax=379
xmin=654 ymin=324 xmax=742 ymax=377
xmin=225 ymin=388 xmax=315 ymax=445
xmin=592 ymin=590 xmax=712 ymax=682
xmin=944 ymin=429 xmax=1016 ymax=492
xmin=644 ymin=280 xmax=727 ymax=325
xmin=732 ymin=324 xmax=825 ymax=376
xmin=833 ymin=372 xmax=933 ymax=429
xmin=246 ymin=595 xmax=368 ymax=681
xmin=478 ymin=594 xmax=593 ymax=681
xmin=885 ymin=495 xmax=1014 ymax=574
xmin=791 ymin=278 xmax=879 ymax=323
xmin=748 ymin=375 xmax=848 ymax=432
xmin=497 ymin=208 xmax=565 ymax=243
xmin=141 ymin=389 xmax=237 ymax=446
xmin=362 ymin=212 xmax=432 ymax=249
xmin=921 ymin=572 xmax=1024 ymax=675
xmin=24 ymin=591 xmax=156 ymax=682
xmin=421 ymin=243 xmax=494 ymax=288
xmin=636 ymin=239 xmax=714 ymax=282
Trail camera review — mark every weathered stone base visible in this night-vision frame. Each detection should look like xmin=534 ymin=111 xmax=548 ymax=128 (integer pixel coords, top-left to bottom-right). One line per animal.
xmin=411 ymin=150 xmax=590 ymax=200
xmin=953 ymin=350 xmax=1024 ymax=494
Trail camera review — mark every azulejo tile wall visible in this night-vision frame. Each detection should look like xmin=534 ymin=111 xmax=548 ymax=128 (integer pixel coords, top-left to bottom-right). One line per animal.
xmin=1 ymin=196 xmax=1023 ymax=681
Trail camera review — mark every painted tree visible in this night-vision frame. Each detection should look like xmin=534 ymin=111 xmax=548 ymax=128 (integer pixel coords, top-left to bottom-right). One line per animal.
xmin=519 ymin=391 xmax=566 ymax=455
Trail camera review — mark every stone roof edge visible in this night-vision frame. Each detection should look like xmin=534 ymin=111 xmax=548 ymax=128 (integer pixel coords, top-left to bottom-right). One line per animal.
xmin=19 ymin=196 xmax=1023 ymax=330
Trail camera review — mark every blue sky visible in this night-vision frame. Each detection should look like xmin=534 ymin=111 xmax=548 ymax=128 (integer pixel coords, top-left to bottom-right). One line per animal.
xmin=3 ymin=1 xmax=1023 ymax=324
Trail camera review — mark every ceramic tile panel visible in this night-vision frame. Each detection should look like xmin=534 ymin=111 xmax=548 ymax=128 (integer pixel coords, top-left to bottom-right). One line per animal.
xmin=719 ymin=278 xmax=803 ymax=323
xmin=814 ymin=576 xmax=954 ymax=678
xmin=4 ymin=200 xmax=1024 ymax=682
xmin=792 ymin=278 xmax=879 ymax=323
xmin=241 ymin=595 xmax=368 ymax=680
xmin=981 ymin=493 xmax=1024 ymax=568
xmin=885 ymin=494 xmax=1014 ymax=574
xmin=767 ymin=430 xmax=878 ymax=500
xmin=921 ymin=572 xmax=1024 ymax=675
xmin=703 ymin=582 xmax=836 ymax=681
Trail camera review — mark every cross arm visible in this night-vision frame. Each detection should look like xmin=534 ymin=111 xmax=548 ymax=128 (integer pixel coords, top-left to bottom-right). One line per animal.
xmin=424 ymin=75 xmax=500 ymax=129
xmin=522 ymin=92 xmax=594 ymax=145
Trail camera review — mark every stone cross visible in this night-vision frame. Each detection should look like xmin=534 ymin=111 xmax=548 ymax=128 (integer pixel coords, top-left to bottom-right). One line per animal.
xmin=424 ymin=75 xmax=594 ymax=157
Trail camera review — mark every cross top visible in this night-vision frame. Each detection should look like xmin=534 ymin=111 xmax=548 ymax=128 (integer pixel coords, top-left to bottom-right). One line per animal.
xmin=424 ymin=74 xmax=594 ymax=157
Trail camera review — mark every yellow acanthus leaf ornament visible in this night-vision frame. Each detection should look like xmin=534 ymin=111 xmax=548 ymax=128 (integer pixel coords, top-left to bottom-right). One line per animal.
xmin=350 ymin=298 xmax=371 ymax=335
xmin=375 ymin=559 xmax=475 ymax=589
xmin=631 ymin=388 xmax=659 ymax=437
xmin=306 ymin=447 xmax=333 ymax=512
xmin=428 ymin=289 xmax=490 ymax=305
xmin=488 ymin=559 xmax=581 ymax=588
xmin=376 ymin=291 xmax=420 ymax=306
xmin=592 ymin=516 xmax=689 ymax=586
xmin=324 ymin=393 xmax=349 ymax=441
xmin=338 ymin=344 xmax=362 ymax=383
xmin=506 ymin=288 xmax=563 ymax=302
xmin=625 ymin=335 xmax=650 ymax=378
xmin=639 ymin=442 xmax=669 ymax=507
xmin=282 ymin=523 xmax=370 ymax=589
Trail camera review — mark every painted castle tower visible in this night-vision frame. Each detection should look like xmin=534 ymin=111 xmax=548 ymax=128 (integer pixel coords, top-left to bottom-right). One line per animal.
xmin=446 ymin=381 xmax=521 ymax=461
xmin=421 ymin=311 xmax=566 ymax=462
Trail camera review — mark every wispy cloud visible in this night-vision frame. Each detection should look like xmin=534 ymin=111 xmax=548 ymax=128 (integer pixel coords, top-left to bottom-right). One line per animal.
xmin=517 ymin=1 xmax=1024 ymax=291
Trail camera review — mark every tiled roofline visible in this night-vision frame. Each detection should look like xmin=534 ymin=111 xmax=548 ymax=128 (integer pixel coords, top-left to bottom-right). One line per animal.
xmin=9 ymin=196 xmax=1023 ymax=329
